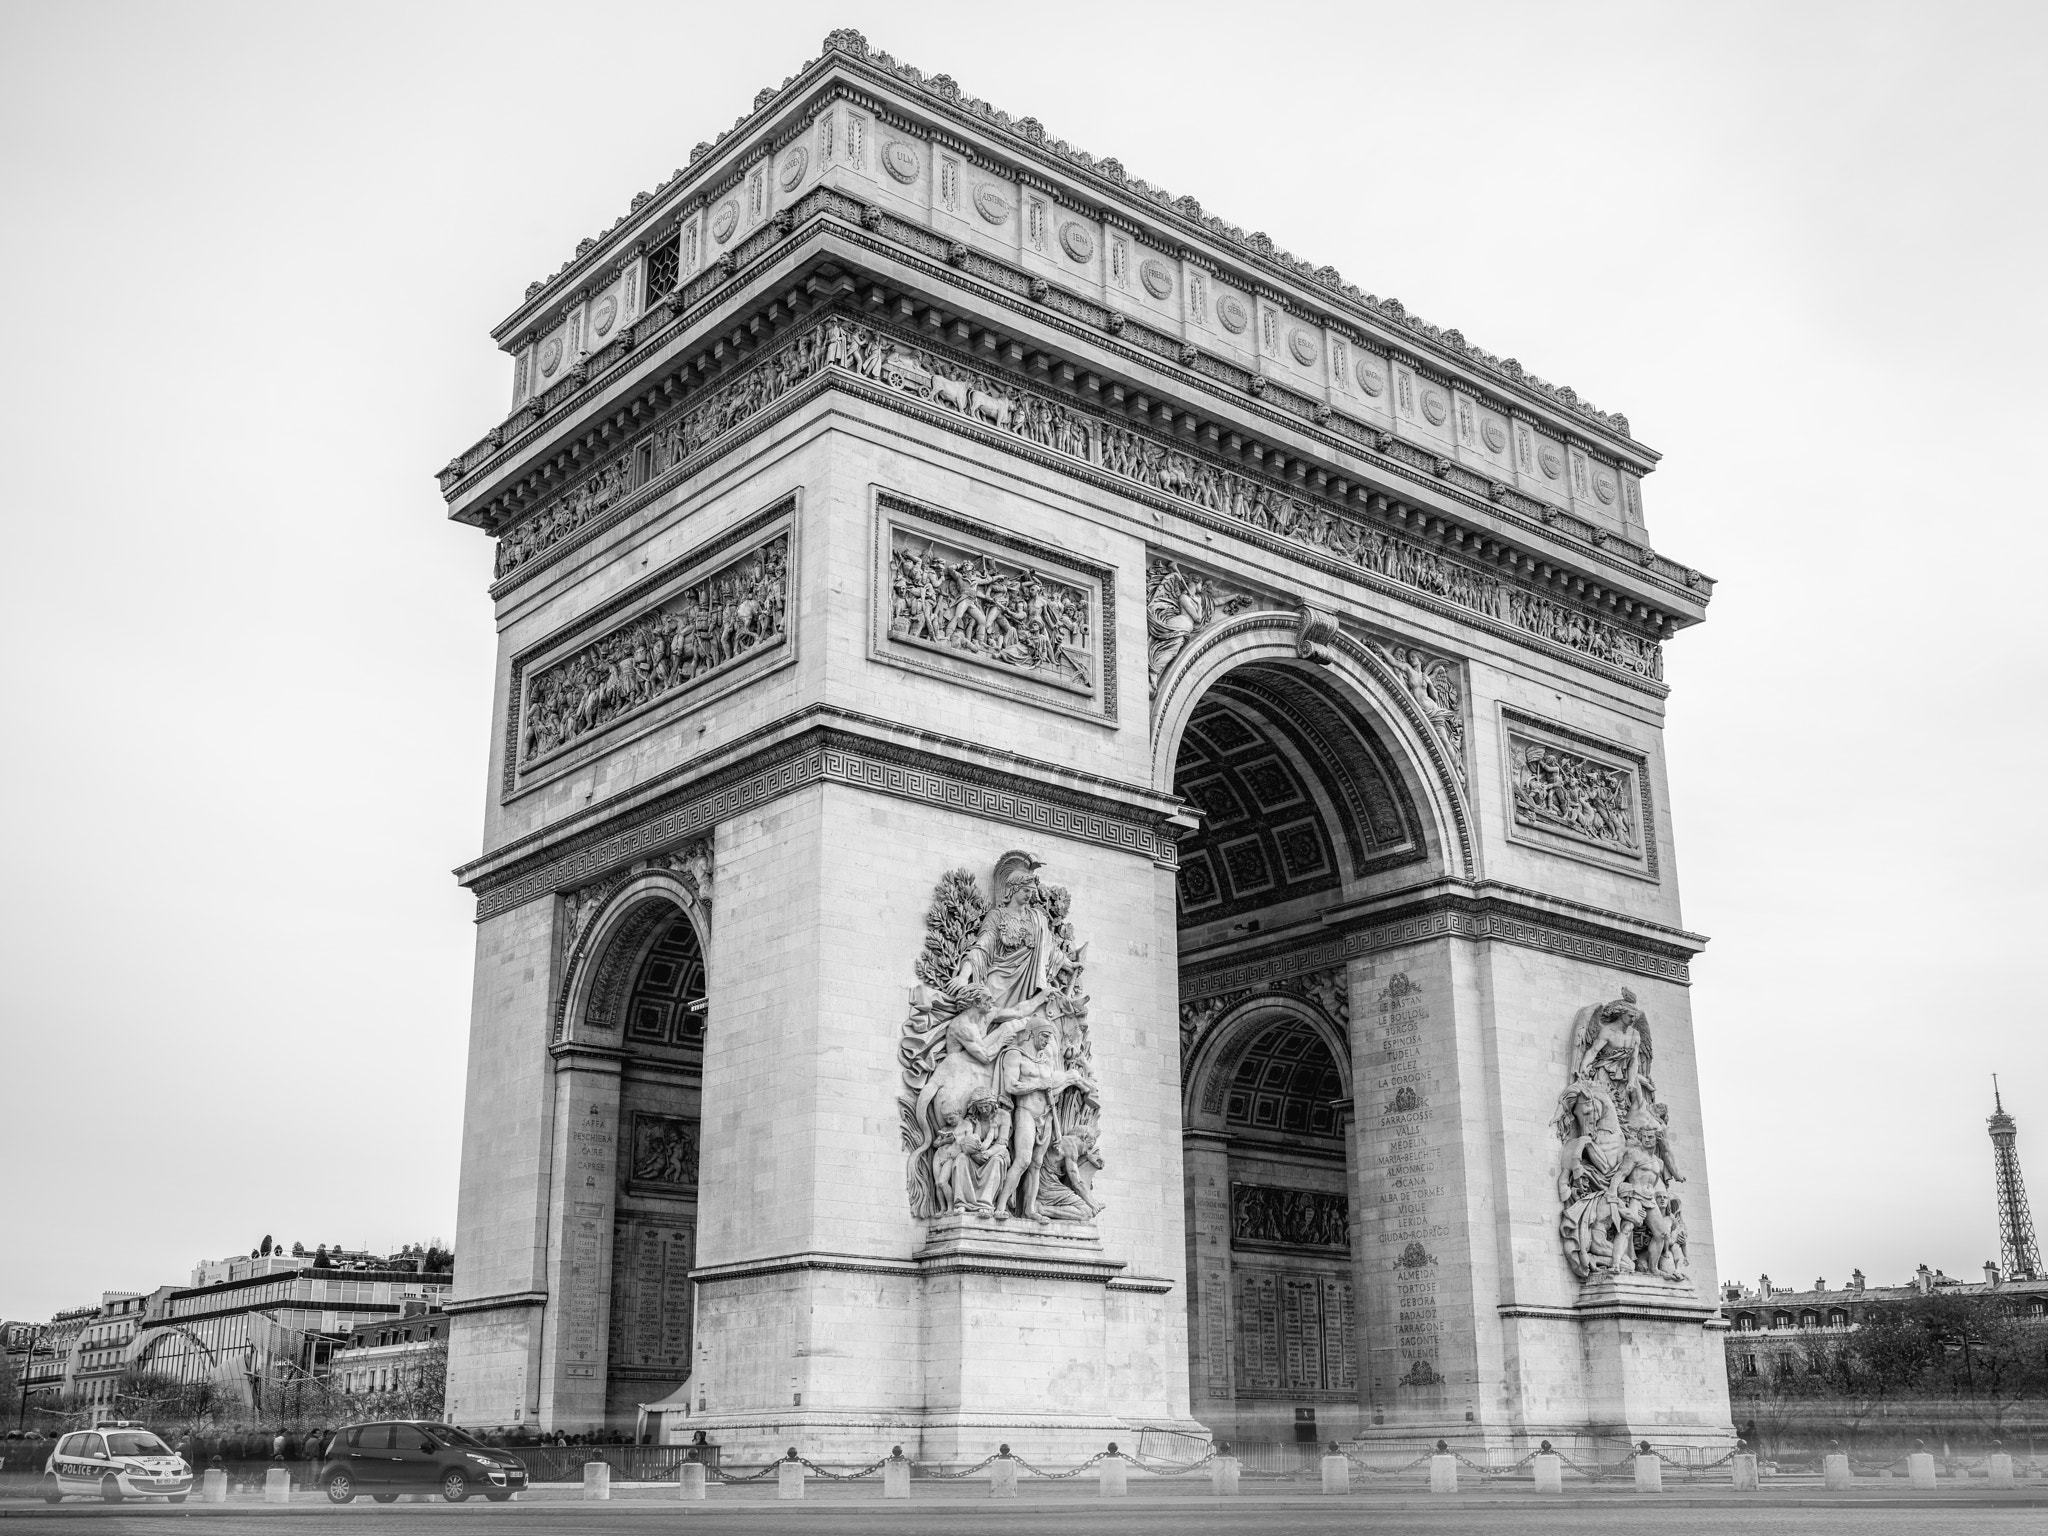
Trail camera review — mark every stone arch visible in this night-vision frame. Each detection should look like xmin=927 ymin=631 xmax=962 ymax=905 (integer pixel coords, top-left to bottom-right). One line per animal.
xmin=1183 ymin=991 xmax=1350 ymax=1132
xmin=1152 ymin=610 xmax=1473 ymax=880
xmin=556 ymin=868 xmax=710 ymax=1046
xmin=549 ymin=862 xmax=711 ymax=1431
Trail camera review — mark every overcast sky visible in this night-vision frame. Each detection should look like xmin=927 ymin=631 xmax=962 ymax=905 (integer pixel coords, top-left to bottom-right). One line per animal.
xmin=2 ymin=1 xmax=2043 ymax=1321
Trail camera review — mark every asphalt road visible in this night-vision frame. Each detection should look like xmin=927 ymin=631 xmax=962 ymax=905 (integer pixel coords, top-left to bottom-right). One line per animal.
xmin=4 ymin=1488 xmax=2048 ymax=1535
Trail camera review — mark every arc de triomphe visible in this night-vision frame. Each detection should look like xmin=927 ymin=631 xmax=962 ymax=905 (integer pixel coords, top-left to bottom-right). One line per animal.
xmin=437 ymin=30 xmax=1731 ymax=1460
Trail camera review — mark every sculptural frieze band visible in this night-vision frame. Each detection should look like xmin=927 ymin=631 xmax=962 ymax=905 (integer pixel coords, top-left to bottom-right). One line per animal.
xmin=490 ymin=311 xmax=1664 ymax=684
xmin=899 ymin=851 xmax=1103 ymax=1225
xmin=1555 ymin=988 xmax=1689 ymax=1284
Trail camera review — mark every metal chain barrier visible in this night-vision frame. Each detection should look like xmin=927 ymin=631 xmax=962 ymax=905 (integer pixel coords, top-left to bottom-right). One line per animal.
xmin=908 ymin=1454 xmax=1000 ymax=1481
xmin=1012 ymin=1451 xmax=1110 ymax=1479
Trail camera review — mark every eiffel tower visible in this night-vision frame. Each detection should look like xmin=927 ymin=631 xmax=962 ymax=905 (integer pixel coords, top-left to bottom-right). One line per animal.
xmin=1989 ymin=1078 xmax=2042 ymax=1281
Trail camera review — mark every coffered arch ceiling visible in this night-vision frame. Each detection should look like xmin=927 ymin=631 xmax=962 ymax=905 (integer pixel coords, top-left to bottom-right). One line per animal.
xmin=1172 ymin=662 xmax=1423 ymax=926
xmin=1222 ymin=1015 xmax=1347 ymax=1140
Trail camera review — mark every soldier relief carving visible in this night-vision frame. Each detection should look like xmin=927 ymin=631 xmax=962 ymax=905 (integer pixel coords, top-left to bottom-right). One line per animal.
xmin=888 ymin=529 xmax=1094 ymax=692
xmin=1509 ymin=733 xmax=1640 ymax=853
xmin=899 ymin=851 xmax=1104 ymax=1225
xmin=520 ymin=537 xmax=788 ymax=763
xmin=1555 ymin=989 xmax=1689 ymax=1284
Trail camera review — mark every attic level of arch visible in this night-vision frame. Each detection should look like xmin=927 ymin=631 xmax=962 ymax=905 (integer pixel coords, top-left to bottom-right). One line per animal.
xmin=439 ymin=200 xmax=1709 ymax=638
xmin=452 ymin=286 xmax=1712 ymax=679
xmin=488 ymin=42 xmax=1646 ymax=458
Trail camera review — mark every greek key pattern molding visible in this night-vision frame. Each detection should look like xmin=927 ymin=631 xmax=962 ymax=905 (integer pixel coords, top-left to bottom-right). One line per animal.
xmin=1179 ymin=899 xmax=1694 ymax=997
xmin=468 ymin=729 xmax=1177 ymax=921
xmin=484 ymin=310 xmax=1665 ymax=687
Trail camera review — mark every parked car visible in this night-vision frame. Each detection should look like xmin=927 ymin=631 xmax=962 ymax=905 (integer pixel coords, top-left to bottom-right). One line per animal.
xmin=41 ymin=1425 xmax=192 ymax=1504
xmin=318 ymin=1420 xmax=527 ymax=1503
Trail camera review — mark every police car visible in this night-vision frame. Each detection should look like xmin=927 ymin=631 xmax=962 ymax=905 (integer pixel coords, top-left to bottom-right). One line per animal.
xmin=41 ymin=1424 xmax=192 ymax=1503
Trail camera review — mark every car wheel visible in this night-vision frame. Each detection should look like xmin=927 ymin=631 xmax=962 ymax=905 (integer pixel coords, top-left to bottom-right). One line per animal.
xmin=101 ymin=1475 xmax=124 ymax=1504
xmin=441 ymin=1471 xmax=470 ymax=1503
xmin=40 ymin=1475 xmax=62 ymax=1505
xmin=326 ymin=1472 xmax=356 ymax=1504
xmin=373 ymin=1492 xmax=399 ymax=1503
xmin=485 ymin=1490 xmax=512 ymax=1502
xmin=170 ymin=1495 xmax=189 ymax=1504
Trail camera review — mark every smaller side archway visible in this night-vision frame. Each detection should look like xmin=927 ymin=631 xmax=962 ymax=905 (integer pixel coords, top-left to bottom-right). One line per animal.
xmin=1182 ymin=996 xmax=1360 ymax=1446
xmin=545 ymin=868 xmax=710 ymax=1432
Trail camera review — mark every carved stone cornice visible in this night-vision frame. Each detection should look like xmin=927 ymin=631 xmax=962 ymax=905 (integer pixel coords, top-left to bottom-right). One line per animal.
xmin=459 ymin=714 xmax=1184 ymax=922
xmin=442 ymin=1290 xmax=548 ymax=1317
xmin=1178 ymin=877 xmax=1707 ymax=995
xmin=467 ymin=293 xmax=1683 ymax=690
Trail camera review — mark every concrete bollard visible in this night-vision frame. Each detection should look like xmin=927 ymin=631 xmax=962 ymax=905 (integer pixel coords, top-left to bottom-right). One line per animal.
xmin=263 ymin=1467 xmax=291 ymax=1504
xmin=1099 ymin=1445 xmax=1128 ymax=1496
xmin=678 ymin=1462 xmax=706 ymax=1500
xmin=989 ymin=1450 xmax=1019 ymax=1498
xmin=582 ymin=1461 xmax=611 ymax=1500
xmin=1908 ymin=1452 xmax=1936 ymax=1489
xmin=1634 ymin=1452 xmax=1663 ymax=1492
xmin=1533 ymin=1453 xmax=1563 ymax=1493
xmin=777 ymin=1456 xmax=805 ymax=1499
xmin=1989 ymin=1453 xmax=2016 ymax=1489
xmin=1210 ymin=1455 xmax=1241 ymax=1495
xmin=199 ymin=1469 xmax=228 ymax=1503
xmin=1429 ymin=1453 xmax=1458 ymax=1493
xmin=1824 ymin=1453 xmax=1851 ymax=1490
xmin=1731 ymin=1453 xmax=1759 ymax=1491
xmin=1320 ymin=1449 xmax=1350 ymax=1494
xmin=883 ymin=1449 xmax=911 ymax=1499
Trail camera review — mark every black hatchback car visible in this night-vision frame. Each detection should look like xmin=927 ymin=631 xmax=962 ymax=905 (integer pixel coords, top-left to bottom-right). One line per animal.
xmin=319 ymin=1421 xmax=526 ymax=1503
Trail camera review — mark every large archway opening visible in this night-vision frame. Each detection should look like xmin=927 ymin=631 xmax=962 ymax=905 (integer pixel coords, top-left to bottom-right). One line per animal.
xmin=1171 ymin=655 xmax=1439 ymax=1446
xmin=579 ymin=895 xmax=707 ymax=1429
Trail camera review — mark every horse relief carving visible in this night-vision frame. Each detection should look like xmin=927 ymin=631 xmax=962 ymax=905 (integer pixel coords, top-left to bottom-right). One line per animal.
xmin=1555 ymin=989 xmax=1688 ymax=1284
xmin=899 ymin=851 xmax=1103 ymax=1226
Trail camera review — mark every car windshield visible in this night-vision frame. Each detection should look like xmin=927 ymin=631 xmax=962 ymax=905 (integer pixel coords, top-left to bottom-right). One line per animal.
xmin=424 ymin=1425 xmax=484 ymax=1449
xmin=106 ymin=1433 xmax=171 ymax=1458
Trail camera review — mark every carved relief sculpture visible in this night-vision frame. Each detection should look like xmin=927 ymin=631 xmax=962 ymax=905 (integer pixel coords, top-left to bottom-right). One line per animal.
xmin=1372 ymin=641 xmax=1466 ymax=780
xmin=1554 ymin=988 xmax=1688 ymax=1283
xmin=1232 ymin=1183 xmax=1349 ymax=1250
xmin=490 ymin=314 xmax=1662 ymax=682
xmin=1509 ymin=734 xmax=1639 ymax=852
xmin=888 ymin=529 xmax=1093 ymax=692
xmin=630 ymin=1112 xmax=700 ymax=1188
xmin=520 ymin=537 xmax=788 ymax=764
xmin=1145 ymin=558 xmax=1256 ymax=693
xmin=899 ymin=851 xmax=1103 ymax=1225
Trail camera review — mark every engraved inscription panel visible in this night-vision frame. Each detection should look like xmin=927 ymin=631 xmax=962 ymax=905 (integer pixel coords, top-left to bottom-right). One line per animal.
xmin=1234 ymin=1269 xmax=1357 ymax=1395
xmin=1367 ymin=973 xmax=1450 ymax=1392
xmin=605 ymin=1218 xmax=695 ymax=1373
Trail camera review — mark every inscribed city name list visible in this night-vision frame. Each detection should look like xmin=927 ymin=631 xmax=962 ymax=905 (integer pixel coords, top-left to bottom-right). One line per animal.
xmin=564 ymin=1103 xmax=616 ymax=1379
xmin=1371 ymin=973 xmax=1449 ymax=1389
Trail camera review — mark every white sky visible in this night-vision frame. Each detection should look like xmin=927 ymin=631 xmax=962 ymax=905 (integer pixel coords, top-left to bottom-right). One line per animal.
xmin=2 ymin=1 xmax=2043 ymax=1321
